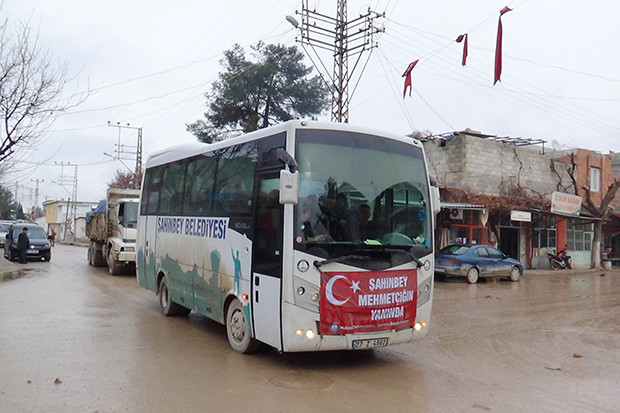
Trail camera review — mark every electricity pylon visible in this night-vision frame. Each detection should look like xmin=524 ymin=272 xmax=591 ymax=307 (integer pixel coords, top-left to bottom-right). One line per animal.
xmin=289 ymin=0 xmax=384 ymax=123
xmin=107 ymin=122 xmax=143 ymax=185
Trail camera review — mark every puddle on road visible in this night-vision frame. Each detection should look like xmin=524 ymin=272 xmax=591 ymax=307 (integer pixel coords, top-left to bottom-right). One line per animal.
xmin=2 ymin=267 xmax=38 ymax=281
xmin=268 ymin=370 xmax=334 ymax=390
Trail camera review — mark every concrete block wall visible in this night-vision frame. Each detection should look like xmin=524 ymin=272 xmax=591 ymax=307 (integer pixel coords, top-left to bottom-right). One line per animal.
xmin=424 ymin=134 xmax=560 ymax=201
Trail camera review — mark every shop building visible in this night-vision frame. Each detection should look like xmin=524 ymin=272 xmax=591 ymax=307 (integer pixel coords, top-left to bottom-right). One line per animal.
xmin=422 ymin=130 xmax=617 ymax=269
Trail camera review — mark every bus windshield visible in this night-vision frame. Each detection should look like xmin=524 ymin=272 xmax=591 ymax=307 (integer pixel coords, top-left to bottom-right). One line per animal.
xmin=295 ymin=129 xmax=432 ymax=258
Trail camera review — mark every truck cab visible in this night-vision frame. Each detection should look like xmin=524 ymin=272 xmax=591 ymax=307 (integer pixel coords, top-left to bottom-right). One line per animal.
xmin=87 ymin=188 xmax=140 ymax=274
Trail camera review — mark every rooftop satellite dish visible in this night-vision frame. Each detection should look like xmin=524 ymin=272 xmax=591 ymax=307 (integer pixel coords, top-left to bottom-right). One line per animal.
xmin=551 ymin=139 xmax=562 ymax=151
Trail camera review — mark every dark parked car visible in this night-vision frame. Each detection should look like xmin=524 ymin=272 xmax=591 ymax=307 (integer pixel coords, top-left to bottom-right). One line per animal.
xmin=435 ymin=244 xmax=522 ymax=283
xmin=4 ymin=223 xmax=51 ymax=262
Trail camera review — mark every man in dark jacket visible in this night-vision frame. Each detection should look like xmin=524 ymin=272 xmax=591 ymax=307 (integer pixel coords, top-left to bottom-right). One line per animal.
xmin=17 ymin=227 xmax=29 ymax=264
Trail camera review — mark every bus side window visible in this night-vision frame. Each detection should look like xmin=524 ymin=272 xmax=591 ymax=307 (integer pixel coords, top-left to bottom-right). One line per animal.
xmin=145 ymin=166 xmax=165 ymax=215
xmin=183 ymin=155 xmax=217 ymax=216
xmin=214 ymin=143 xmax=257 ymax=216
xmin=159 ymin=161 xmax=187 ymax=216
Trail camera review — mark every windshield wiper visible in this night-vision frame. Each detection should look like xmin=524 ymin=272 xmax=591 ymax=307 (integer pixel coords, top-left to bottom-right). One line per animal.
xmin=313 ymin=254 xmax=373 ymax=268
xmin=386 ymin=248 xmax=423 ymax=268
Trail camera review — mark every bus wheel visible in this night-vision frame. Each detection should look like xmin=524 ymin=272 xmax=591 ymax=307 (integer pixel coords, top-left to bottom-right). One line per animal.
xmin=466 ymin=268 xmax=479 ymax=284
xmin=226 ymin=299 xmax=260 ymax=354
xmin=177 ymin=306 xmax=191 ymax=316
xmin=158 ymin=277 xmax=182 ymax=317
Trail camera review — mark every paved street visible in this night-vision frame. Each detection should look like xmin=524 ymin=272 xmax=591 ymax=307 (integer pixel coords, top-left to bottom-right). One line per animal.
xmin=1 ymin=244 xmax=619 ymax=412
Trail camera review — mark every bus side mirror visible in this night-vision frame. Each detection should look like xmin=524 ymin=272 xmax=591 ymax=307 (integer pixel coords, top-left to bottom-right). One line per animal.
xmin=430 ymin=186 xmax=441 ymax=215
xmin=279 ymin=169 xmax=299 ymax=205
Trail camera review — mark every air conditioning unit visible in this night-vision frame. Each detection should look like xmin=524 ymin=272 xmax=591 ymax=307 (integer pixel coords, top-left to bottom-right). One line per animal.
xmin=449 ymin=208 xmax=463 ymax=220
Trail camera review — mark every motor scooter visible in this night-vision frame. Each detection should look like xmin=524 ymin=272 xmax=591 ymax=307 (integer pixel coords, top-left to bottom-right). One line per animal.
xmin=547 ymin=247 xmax=571 ymax=270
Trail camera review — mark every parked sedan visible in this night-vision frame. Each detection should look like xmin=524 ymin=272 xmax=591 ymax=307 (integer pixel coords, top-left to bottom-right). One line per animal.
xmin=4 ymin=223 xmax=51 ymax=262
xmin=435 ymin=244 xmax=522 ymax=283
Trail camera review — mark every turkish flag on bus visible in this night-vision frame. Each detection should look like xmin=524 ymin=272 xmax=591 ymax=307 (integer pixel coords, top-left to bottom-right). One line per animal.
xmin=319 ymin=269 xmax=417 ymax=335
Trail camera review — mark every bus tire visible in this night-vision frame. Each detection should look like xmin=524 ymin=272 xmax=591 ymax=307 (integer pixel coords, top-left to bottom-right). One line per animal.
xmin=158 ymin=276 xmax=182 ymax=317
xmin=466 ymin=267 xmax=479 ymax=284
xmin=226 ymin=299 xmax=260 ymax=354
xmin=177 ymin=306 xmax=191 ymax=316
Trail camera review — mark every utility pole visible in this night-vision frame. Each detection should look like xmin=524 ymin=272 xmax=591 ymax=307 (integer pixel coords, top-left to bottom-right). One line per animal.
xmin=31 ymin=179 xmax=44 ymax=208
xmin=55 ymin=161 xmax=78 ymax=241
xmin=31 ymin=178 xmax=44 ymax=220
xmin=290 ymin=0 xmax=384 ymax=123
xmin=12 ymin=182 xmax=28 ymax=218
xmin=107 ymin=122 xmax=143 ymax=186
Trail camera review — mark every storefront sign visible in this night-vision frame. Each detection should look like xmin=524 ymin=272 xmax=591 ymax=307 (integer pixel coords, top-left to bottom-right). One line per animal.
xmin=319 ymin=269 xmax=417 ymax=335
xmin=510 ymin=210 xmax=531 ymax=222
xmin=551 ymin=191 xmax=582 ymax=217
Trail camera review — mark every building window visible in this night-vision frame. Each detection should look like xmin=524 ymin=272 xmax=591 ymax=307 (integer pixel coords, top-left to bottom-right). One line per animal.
xmin=590 ymin=167 xmax=601 ymax=192
xmin=532 ymin=214 xmax=556 ymax=249
xmin=447 ymin=210 xmax=484 ymax=245
xmin=566 ymin=219 xmax=593 ymax=251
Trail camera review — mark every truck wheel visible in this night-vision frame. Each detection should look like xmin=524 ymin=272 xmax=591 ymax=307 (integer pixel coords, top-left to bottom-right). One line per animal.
xmin=92 ymin=243 xmax=104 ymax=267
xmin=159 ymin=276 xmax=183 ymax=317
xmin=108 ymin=249 xmax=122 ymax=275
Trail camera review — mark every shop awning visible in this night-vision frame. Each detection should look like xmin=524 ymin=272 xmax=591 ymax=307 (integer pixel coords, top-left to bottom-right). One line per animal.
xmin=440 ymin=202 xmax=486 ymax=210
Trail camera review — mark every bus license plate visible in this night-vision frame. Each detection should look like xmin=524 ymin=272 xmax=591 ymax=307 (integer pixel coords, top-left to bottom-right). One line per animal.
xmin=352 ymin=338 xmax=388 ymax=350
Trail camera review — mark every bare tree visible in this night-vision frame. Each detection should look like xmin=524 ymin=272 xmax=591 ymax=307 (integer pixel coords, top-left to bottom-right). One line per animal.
xmin=0 ymin=7 xmax=84 ymax=162
xmin=108 ymin=169 xmax=141 ymax=190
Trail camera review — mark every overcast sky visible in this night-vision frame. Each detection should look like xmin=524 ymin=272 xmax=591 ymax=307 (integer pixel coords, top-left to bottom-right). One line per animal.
xmin=3 ymin=0 xmax=619 ymax=209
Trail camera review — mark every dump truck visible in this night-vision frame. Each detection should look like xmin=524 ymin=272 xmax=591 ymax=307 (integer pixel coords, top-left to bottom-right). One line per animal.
xmin=86 ymin=188 xmax=140 ymax=274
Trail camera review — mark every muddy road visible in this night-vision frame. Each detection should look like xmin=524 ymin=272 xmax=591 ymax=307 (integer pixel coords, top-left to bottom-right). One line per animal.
xmin=0 ymin=245 xmax=619 ymax=412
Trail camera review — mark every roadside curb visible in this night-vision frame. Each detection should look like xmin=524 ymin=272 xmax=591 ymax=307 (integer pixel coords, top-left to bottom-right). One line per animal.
xmin=524 ymin=268 xmax=619 ymax=276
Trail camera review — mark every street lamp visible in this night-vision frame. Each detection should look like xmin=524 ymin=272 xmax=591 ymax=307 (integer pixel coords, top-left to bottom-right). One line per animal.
xmin=286 ymin=15 xmax=299 ymax=28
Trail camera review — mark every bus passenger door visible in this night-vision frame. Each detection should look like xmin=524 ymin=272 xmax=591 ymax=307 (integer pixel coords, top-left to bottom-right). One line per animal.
xmin=252 ymin=175 xmax=283 ymax=351
xmin=139 ymin=215 xmax=159 ymax=292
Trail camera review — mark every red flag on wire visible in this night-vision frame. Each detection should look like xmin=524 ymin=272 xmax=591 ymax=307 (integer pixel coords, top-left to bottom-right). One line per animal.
xmin=456 ymin=33 xmax=468 ymax=66
xmin=402 ymin=60 xmax=419 ymax=98
xmin=494 ymin=6 xmax=512 ymax=85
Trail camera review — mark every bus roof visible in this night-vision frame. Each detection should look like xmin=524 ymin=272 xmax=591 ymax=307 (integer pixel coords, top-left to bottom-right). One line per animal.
xmin=144 ymin=120 xmax=422 ymax=169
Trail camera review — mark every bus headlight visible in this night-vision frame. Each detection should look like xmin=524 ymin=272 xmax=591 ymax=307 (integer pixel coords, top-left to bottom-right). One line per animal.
xmin=295 ymin=329 xmax=316 ymax=340
xmin=293 ymin=276 xmax=320 ymax=312
xmin=414 ymin=321 xmax=427 ymax=332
